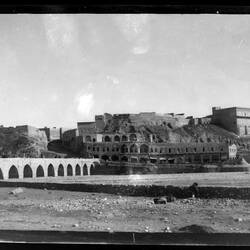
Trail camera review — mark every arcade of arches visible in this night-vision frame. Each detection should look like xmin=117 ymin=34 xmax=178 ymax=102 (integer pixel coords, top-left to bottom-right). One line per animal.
xmin=0 ymin=158 xmax=99 ymax=180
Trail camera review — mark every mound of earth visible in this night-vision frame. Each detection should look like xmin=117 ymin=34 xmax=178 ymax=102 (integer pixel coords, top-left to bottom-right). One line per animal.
xmin=174 ymin=224 xmax=217 ymax=233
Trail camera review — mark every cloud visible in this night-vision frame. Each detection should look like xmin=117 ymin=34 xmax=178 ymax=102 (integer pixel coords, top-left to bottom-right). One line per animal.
xmin=133 ymin=44 xmax=149 ymax=55
xmin=43 ymin=14 xmax=77 ymax=54
xmin=50 ymin=93 xmax=59 ymax=102
xmin=106 ymin=75 xmax=119 ymax=85
xmin=76 ymin=93 xmax=94 ymax=119
xmin=113 ymin=14 xmax=151 ymax=54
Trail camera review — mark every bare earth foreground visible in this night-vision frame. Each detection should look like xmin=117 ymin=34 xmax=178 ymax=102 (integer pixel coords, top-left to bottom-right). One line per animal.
xmin=3 ymin=171 xmax=250 ymax=187
xmin=1 ymin=174 xmax=250 ymax=233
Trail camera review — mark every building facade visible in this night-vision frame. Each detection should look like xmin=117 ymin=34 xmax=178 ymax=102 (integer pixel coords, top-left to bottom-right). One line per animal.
xmin=39 ymin=127 xmax=69 ymax=142
xmin=211 ymin=107 xmax=250 ymax=136
xmin=83 ymin=141 xmax=232 ymax=164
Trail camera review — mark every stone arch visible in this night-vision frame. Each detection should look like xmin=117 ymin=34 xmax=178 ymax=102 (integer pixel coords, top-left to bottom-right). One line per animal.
xmin=58 ymin=164 xmax=64 ymax=176
xmin=114 ymin=135 xmax=120 ymax=142
xmin=85 ymin=135 xmax=92 ymax=142
xmin=121 ymin=156 xmax=128 ymax=162
xmin=140 ymin=144 xmax=149 ymax=154
xmin=129 ymin=134 xmax=137 ymax=142
xmin=101 ymin=155 xmax=109 ymax=161
xmin=0 ymin=169 xmax=3 ymax=179
xmin=111 ymin=155 xmax=119 ymax=161
xmin=36 ymin=165 xmax=44 ymax=177
xmin=130 ymin=144 xmax=138 ymax=153
xmin=67 ymin=164 xmax=73 ymax=176
xmin=75 ymin=164 xmax=81 ymax=176
xmin=90 ymin=164 xmax=95 ymax=175
xmin=23 ymin=164 xmax=33 ymax=178
xmin=104 ymin=135 xmax=111 ymax=142
xmin=121 ymin=135 xmax=128 ymax=142
xmin=9 ymin=165 xmax=19 ymax=179
xmin=48 ymin=164 xmax=55 ymax=177
xmin=121 ymin=144 xmax=128 ymax=153
xmin=83 ymin=164 xmax=88 ymax=175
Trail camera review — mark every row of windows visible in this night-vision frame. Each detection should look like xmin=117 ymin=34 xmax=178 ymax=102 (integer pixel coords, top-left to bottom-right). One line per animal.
xmin=88 ymin=145 xmax=225 ymax=153
xmin=96 ymin=154 xmax=222 ymax=163
xmin=85 ymin=134 xmax=138 ymax=143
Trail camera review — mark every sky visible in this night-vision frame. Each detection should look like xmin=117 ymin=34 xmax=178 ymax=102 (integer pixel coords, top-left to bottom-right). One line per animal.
xmin=1 ymin=14 xmax=250 ymax=128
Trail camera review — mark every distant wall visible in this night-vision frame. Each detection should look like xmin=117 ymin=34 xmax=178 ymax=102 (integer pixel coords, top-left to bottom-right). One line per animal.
xmin=211 ymin=107 xmax=237 ymax=134
xmin=62 ymin=129 xmax=82 ymax=153
xmin=16 ymin=125 xmax=47 ymax=141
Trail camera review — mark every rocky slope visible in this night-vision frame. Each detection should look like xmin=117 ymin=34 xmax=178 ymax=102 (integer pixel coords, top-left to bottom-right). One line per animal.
xmin=0 ymin=128 xmax=47 ymax=158
xmin=104 ymin=118 xmax=239 ymax=144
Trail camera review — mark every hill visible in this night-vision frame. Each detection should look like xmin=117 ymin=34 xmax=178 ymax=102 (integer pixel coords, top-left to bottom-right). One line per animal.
xmin=0 ymin=127 xmax=47 ymax=158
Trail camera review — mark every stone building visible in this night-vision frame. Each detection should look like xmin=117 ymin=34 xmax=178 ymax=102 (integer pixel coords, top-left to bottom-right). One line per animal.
xmin=62 ymin=128 xmax=83 ymax=154
xmin=39 ymin=127 xmax=69 ymax=142
xmin=16 ymin=125 xmax=47 ymax=139
xmin=211 ymin=107 xmax=250 ymax=136
xmin=61 ymin=110 xmax=238 ymax=163
xmin=83 ymin=140 xmax=231 ymax=164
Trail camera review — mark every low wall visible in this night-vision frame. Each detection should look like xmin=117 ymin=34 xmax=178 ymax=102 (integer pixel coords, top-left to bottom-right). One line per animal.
xmin=0 ymin=181 xmax=250 ymax=199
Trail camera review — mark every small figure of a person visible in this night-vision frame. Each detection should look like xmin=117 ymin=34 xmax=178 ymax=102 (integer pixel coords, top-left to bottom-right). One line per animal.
xmin=189 ymin=182 xmax=199 ymax=198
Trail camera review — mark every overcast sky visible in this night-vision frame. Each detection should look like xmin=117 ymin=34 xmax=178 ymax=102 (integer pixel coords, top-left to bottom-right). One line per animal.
xmin=0 ymin=14 xmax=250 ymax=128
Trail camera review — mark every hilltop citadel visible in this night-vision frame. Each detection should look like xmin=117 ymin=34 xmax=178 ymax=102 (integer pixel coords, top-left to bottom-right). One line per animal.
xmin=1 ymin=106 xmax=250 ymax=168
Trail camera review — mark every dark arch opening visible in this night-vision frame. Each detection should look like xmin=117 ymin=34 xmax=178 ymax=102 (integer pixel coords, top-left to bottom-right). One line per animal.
xmin=83 ymin=164 xmax=88 ymax=175
xmin=140 ymin=157 xmax=148 ymax=163
xmin=90 ymin=164 xmax=94 ymax=175
xmin=121 ymin=156 xmax=128 ymax=162
xmin=121 ymin=135 xmax=128 ymax=142
xmin=104 ymin=136 xmax=111 ymax=142
xmin=130 ymin=144 xmax=138 ymax=153
xmin=129 ymin=134 xmax=137 ymax=142
xmin=114 ymin=135 xmax=120 ymax=142
xmin=111 ymin=155 xmax=119 ymax=161
xmin=75 ymin=164 xmax=81 ymax=176
xmin=48 ymin=164 xmax=55 ymax=177
xmin=121 ymin=144 xmax=128 ymax=153
xmin=0 ymin=169 xmax=3 ymax=179
xmin=85 ymin=135 xmax=91 ymax=142
xmin=131 ymin=157 xmax=138 ymax=163
xmin=67 ymin=164 xmax=73 ymax=176
xmin=140 ymin=144 xmax=149 ymax=154
xmin=36 ymin=165 xmax=44 ymax=177
xmin=9 ymin=165 xmax=19 ymax=179
xmin=23 ymin=164 xmax=32 ymax=178
xmin=58 ymin=164 xmax=64 ymax=176
xmin=101 ymin=155 xmax=109 ymax=161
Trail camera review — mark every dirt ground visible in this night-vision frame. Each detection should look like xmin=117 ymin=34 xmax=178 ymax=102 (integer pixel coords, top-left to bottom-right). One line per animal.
xmin=0 ymin=187 xmax=249 ymax=233
xmin=6 ymin=172 xmax=250 ymax=187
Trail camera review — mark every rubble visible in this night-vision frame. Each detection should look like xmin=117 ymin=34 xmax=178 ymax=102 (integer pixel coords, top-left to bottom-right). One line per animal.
xmin=153 ymin=197 xmax=167 ymax=204
xmin=166 ymin=195 xmax=176 ymax=202
xmin=164 ymin=226 xmax=171 ymax=232
xmin=51 ymin=224 xmax=61 ymax=228
xmin=235 ymin=218 xmax=243 ymax=222
xmin=9 ymin=188 xmax=24 ymax=195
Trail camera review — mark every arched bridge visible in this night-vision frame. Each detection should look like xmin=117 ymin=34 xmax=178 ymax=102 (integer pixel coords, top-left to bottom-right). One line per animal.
xmin=0 ymin=158 xmax=100 ymax=180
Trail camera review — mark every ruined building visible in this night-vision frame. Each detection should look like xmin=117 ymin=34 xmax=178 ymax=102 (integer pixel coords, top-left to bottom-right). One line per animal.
xmin=61 ymin=111 xmax=238 ymax=164
xmin=211 ymin=107 xmax=250 ymax=136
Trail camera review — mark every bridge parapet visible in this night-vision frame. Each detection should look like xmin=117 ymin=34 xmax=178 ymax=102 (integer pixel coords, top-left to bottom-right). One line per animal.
xmin=0 ymin=158 xmax=100 ymax=180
